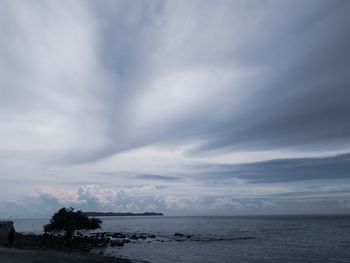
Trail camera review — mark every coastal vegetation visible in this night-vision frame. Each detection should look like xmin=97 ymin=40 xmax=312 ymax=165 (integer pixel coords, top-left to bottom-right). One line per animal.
xmin=44 ymin=207 xmax=101 ymax=239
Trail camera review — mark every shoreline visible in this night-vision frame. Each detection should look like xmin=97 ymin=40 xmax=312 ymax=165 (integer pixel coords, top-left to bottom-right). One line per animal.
xmin=0 ymin=232 xmax=152 ymax=263
xmin=0 ymin=232 xmax=158 ymax=263
xmin=0 ymin=247 xmax=132 ymax=263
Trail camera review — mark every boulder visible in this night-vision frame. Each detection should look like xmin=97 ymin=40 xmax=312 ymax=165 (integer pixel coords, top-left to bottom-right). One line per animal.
xmin=110 ymin=240 xmax=124 ymax=247
xmin=130 ymin=234 xmax=138 ymax=240
xmin=0 ymin=221 xmax=15 ymax=245
xmin=112 ymin=232 xmax=126 ymax=238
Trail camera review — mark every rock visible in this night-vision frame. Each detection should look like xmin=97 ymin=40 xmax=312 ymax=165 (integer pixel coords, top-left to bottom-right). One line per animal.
xmin=174 ymin=233 xmax=184 ymax=237
xmin=110 ymin=240 xmax=124 ymax=247
xmin=0 ymin=221 xmax=15 ymax=246
xmin=130 ymin=234 xmax=138 ymax=240
xmin=148 ymin=234 xmax=156 ymax=238
xmin=139 ymin=235 xmax=147 ymax=240
xmin=112 ymin=233 xmax=126 ymax=238
xmin=14 ymin=232 xmax=115 ymax=252
xmin=241 ymin=236 xmax=254 ymax=240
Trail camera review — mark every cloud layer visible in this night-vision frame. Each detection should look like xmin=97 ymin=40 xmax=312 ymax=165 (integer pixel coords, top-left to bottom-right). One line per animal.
xmin=0 ymin=0 xmax=350 ymax=217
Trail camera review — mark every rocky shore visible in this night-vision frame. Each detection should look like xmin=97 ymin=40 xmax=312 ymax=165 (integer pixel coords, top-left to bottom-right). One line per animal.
xmin=9 ymin=231 xmax=253 ymax=252
xmin=0 ymin=232 xmax=149 ymax=263
xmin=0 ymin=247 xmax=132 ymax=263
xmin=12 ymin=232 xmax=159 ymax=252
xmin=1 ymin=230 xmax=247 ymax=262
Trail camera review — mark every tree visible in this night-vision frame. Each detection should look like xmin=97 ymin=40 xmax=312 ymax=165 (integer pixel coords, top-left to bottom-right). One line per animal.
xmin=44 ymin=207 xmax=101 ymax=239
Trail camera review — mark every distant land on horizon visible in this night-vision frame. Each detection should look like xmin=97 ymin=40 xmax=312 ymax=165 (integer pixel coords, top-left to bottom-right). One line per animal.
xmin=83 ymin=212 xmax=164 ymax=217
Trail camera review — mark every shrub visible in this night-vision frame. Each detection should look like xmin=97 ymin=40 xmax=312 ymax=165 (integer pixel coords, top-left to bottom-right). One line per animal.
xmin=44 ymin=207 xmax=101 ymax=239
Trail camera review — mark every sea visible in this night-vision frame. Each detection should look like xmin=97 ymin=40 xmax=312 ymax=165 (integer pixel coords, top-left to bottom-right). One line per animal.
xmin=11 ymin=215 xmax=350 ymax=263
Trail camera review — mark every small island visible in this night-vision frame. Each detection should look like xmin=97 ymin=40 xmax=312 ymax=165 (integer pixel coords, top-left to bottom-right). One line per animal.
xmin=83 ymin=212 xmax=164 ymax=217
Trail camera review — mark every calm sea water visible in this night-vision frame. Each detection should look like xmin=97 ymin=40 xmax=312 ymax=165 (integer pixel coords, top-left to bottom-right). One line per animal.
xmin=11 ymin=215 xmax=350 ymax=263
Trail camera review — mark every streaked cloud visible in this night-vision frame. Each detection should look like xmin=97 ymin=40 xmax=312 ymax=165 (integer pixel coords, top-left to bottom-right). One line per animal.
xmin=194 ymin=153 xmax=350 ymax=183
xmin=0 ymin=0 xmax=349 ymax=217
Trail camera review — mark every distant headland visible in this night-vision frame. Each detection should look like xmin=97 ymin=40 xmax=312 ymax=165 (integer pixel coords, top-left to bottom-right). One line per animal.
xmin=83 ymin=212 xmax=164 ymax=217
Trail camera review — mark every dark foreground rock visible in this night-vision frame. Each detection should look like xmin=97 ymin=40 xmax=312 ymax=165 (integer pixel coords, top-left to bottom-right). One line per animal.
xmin=0 ymin=221 xmax=15 ymax=246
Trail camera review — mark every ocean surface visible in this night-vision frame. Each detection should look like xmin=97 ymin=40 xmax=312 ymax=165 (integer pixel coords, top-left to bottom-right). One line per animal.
xmin=11 ymin=215 xmax=350 ymax=263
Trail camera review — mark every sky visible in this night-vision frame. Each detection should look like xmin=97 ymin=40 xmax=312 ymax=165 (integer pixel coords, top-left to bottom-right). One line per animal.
xmin=0 ymin=0 xmax=350 ymax=218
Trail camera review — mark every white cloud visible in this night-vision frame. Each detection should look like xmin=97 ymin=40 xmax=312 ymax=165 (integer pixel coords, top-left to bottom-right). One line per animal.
xmin=2 ymin=184 xmax=349 ymax=218
xmin=132 ymin=67 xmax=255 ymax=128
xmin=0 ymin=0 xmax=349 ymax=217
xmin=0 ymin=0 xmax=109 ymax=158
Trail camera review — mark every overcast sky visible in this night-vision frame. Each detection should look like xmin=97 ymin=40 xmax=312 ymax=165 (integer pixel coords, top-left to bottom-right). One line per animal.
xmin=1 ymin=0 xmax=350 ymax=218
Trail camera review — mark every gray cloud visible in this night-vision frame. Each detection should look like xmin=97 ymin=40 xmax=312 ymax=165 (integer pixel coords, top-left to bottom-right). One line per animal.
xmin=87 ymin=0 xmax=350 ymax=159
xmin=1 ymin=1 xmax=350 ymax=162
xmin=188 ymin=0 xmax=350 ymax=154
xmin=0 ymin=1 xmax=350 ymax=217
xmin=133 ymin=174 xmax=181 ymax=182
xmin=195 ymin=153 xmax=350 ymax=183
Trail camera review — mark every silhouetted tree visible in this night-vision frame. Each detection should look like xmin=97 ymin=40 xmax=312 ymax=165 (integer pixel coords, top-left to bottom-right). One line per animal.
xmin=44 ymin=207 xmax=101 ymax=239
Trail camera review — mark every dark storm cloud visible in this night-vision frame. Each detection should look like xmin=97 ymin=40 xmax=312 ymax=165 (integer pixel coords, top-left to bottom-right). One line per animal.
xmin=195 ymin=153 xmax=350 ymax=183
